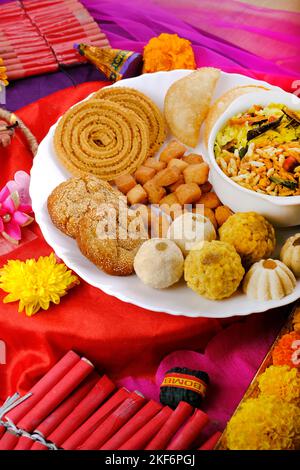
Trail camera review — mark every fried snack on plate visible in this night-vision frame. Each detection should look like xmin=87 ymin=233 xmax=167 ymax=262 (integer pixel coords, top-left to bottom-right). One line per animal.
xmin=144 ymin=158 xmax=166 ymax=172
xmin=168 ymin=158 xmax=189 ymax=172
xmin=200 ymin=181 xmax=213 ymax=193
xmin=215 ymin=205 xmax=233 ymax=227
xmin=93 ymin=87 xmax=166 ymax=157
xmin=164 ymin=68 xmax=221 ymax=147
xmin=160 ymin=201 xmax=184 ymax=221
xmin=159 ymin=192 xmax=179 ymax=207
xmin=127 ymin=184 xmax=148 ymax=205
xmin=183 ymin=162 xmax=209 ymax=185
xmin=182 ymin=154 xmax=204 ymax=164
xmin=154 ymin=167 xmax=181 ymax=186
xmin=192 ymin=206 xmax=218 ymax=230
xmin=144 ymin=180 xmax=166 ymax=204
xmin=197 ymin=192 xmax=221 ymax=210
xmin=135 ymin=166 xmax=156 ymax=185
xmin=114 ymin=174 xmax=136 ymax=194
xmin=204 ymin=85 xmax=269 ymax=147
xmin=204 ymin=207 xmax=218 ymax=230
xmin=149 ymin=211 xmax=171 ymax=238
xmin=160 ymin=140 xmax=187 ymax=162
xmin=54 ymin=99 xmax=150 ymax=181
xmin=169 ymin=174 xmax=185 ymax=192
xmin=176 ymin=183 xmax=201 ymax=205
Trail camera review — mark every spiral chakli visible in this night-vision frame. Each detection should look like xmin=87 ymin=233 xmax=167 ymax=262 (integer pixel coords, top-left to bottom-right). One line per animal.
xmin=93 ymin=87 xmax=166 ymax=157
xmin=54 ymin=99 xmax=150 ymax=181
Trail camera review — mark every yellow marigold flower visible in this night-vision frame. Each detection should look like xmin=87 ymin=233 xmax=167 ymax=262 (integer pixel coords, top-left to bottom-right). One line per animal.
xmin=258 ymin=365 xmax=300 ymax=405
xmin=0 ymin=253 xmax=79 ymax=316
xmin=0 ymin=58 xmax=9 ymax=87
xmin=226 ymin=395 xmax=300 ymax=450
xmin=143 ymin=33 xmax=196 ymax=73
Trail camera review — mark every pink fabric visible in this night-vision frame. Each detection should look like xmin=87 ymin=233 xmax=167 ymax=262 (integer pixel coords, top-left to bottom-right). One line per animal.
xmin=3 ymin=0 xmax=300 ymax=109
xmin=155 ymin=0 xmax=300 ymax=75
xmin=83 ymin=0 xmax=300 ymax=77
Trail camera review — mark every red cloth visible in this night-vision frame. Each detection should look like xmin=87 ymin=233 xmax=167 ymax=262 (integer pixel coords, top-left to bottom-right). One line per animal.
xmin=0 ymin=76 xmax=294 ymax=403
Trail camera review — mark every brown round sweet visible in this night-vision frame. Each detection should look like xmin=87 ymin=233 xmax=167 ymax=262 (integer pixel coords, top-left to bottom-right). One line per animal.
xmin=47 ymin=175 xmax=123 ymax=238
xmin=76 ymin=206 xmax=148 ymax=276
xmin=93 ymin=87 xmax=166 ymax=157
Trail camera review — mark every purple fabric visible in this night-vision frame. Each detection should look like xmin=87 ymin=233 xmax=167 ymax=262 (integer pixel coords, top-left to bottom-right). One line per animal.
xmin=1 ymin=0 xmax=299 ymax=111
xmin=85 ymin=0 xmax=299 ymax=75
xmin=156 ymin=0 xmax=300 ymax=75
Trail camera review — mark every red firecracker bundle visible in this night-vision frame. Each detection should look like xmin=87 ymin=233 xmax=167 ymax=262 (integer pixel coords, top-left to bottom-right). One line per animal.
xmin=0 ymin=350 xmax=218 ymax=450
xmin=0 ymin=0 xmax=110 ymax=80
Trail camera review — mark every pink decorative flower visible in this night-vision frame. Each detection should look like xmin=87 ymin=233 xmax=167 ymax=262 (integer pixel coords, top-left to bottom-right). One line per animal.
xmin=0 ymin=171 xmax=33 ymax=244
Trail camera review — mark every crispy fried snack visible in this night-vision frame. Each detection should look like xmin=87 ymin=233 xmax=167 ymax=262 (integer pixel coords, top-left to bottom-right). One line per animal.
xmin=93 ymin=87 xmax=166 ymax=157
xmin=164 ymin=68 xmax=220 ymax=147
xmin=54 ymin=99 xmax=150 ymax=181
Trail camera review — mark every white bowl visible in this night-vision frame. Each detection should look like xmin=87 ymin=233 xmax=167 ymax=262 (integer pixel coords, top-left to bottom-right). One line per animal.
xmin=207 ymin=90 xmax=300 ymax=227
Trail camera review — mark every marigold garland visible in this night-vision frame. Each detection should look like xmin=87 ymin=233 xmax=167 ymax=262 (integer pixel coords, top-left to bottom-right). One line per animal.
xmin=143 ymin=33 xmax=196 ymax=73
xmin=226 ymin=395 xmax=300 ymax=450
xmin=226 ymin=316 xmax=300 ymax=449
xmin=272 ymin=331 xmax=300 ymax=369
xmin=0 ymin=253 xmax=79 ymax=316
xmin=258 ymin=365 xmax=300 ymax=405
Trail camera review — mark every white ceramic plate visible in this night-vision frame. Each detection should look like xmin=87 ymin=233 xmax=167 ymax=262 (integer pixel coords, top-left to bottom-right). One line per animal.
xmin=30 ymin=70 xmax=300 ymax=318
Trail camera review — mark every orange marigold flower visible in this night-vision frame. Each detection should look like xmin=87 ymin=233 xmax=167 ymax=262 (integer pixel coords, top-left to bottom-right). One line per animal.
xmin=272 ymin=331 xmax=300 ymax=369
xmin=0 ymin=57 xmax=9 ymax=87
xmin=143 ymin=33 xmax=196 ymax=73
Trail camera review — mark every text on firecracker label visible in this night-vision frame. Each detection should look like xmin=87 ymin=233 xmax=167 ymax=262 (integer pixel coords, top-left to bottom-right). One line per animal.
xmin=162 ymin=374 xmax=206 ymax=395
